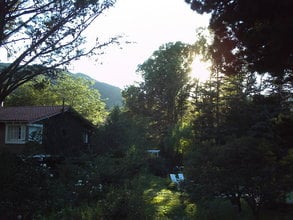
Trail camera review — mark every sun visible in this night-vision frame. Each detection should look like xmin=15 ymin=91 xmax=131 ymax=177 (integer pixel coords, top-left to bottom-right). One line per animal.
xmin=190 ymin=56 xmax=211 ymax=82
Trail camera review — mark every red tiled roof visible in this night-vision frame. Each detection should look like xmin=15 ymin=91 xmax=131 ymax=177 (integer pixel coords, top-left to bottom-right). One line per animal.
xmin=0 ymin=106 xmax=69 ymax=123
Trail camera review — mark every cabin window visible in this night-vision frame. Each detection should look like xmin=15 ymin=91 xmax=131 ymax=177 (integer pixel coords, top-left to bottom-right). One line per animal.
xmin=5 ymin=124 xmax=26 ymax=144
xmin=28 ymin=124 xmax=43 ymax=144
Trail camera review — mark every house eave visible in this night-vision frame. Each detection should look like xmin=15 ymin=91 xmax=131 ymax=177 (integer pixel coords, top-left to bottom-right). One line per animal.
xmin=0 ymin=120 xmax=28 ymax=124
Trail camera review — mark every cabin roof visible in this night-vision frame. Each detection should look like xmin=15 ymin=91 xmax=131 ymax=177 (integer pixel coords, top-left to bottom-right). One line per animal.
xmin=0 ymin=106 xmax=70 ymax=123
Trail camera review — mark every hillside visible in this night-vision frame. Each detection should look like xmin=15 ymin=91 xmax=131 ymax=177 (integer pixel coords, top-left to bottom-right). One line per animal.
xmin=0 ymin=63 xmax=123 ymax=109
xmin=74 ymin=73 xmax=123 ymax=109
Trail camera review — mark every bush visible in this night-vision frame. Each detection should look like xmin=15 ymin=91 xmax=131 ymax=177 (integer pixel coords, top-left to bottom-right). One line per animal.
xmin=147 ymin=157 xmax=168 ymax=177
xmin=0 ymin=150 xmax=52 ymax=219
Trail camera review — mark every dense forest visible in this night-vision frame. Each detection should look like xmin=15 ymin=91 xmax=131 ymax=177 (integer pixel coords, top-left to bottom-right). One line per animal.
xmin=0 ymin=0 xmax=292 ymax=219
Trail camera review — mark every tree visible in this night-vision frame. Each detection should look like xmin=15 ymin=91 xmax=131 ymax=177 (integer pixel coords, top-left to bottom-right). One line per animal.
xmin=122 ymin=85 xmax=148 ymax=117
xmin=186 ymin=68 xmax=293 ymax=216
xmin=5 ymin=73 xmax=107 ymax=125
xmin=185 ymin=136 xmax=283 ymax=216
xmin=123 ymin=42 xmax=194 ymax=157
xmin=95 ymin=106 xmax=149 ymax=157
xmin=185 ymin=0 xmax=293 ymax=83
xmin=138 ymin=42 xmax=193 ymax=140
xmin=0 ymin=0 xmax=119 ymax=103
xmin=191 ymin=76 xmax=221 ymax=143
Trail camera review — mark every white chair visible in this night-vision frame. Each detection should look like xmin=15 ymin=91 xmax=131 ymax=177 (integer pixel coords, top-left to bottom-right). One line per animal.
xmin=178 ymin=173 xmax=184 ymax=181
xmin=170 ymin=174 xmax=179 ymax=184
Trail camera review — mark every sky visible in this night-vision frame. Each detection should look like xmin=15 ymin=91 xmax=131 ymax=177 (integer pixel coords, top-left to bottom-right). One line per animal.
xmin=69 ymin=0 xmax=210 ymax=88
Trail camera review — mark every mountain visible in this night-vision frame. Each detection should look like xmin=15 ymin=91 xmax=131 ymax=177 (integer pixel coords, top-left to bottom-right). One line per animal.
xmin=74 ymin=73 xmax=123 ymax=109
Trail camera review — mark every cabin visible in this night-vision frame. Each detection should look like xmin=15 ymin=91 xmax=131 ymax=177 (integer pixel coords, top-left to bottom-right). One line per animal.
xmin=0 ymin=106 xmax=95 ymax=155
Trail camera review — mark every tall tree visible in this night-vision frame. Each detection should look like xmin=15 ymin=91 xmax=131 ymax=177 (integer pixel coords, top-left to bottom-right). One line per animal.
xmin=123 ymin=42 xmax=194 ymax=152
xmin=0 ymin=0 xmax=119 ymax=103
xmin=138 ymin=42 xmax=193 ymax=138
xmin=185 ymin=0 xmax=293 ymax=84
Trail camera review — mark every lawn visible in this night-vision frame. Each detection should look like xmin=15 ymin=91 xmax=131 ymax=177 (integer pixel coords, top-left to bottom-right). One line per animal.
xmin=141 ymin=175 xmax=196 ymax=219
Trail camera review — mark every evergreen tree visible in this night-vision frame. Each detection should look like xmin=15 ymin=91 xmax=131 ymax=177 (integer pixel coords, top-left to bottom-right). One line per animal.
xmin=185 ymin=69 xmax=293 ymax=215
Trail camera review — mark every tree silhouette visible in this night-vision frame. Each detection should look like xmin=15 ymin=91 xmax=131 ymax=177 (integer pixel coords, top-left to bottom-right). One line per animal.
xmin=0 ymin=0 xmax=119 ymax=103
xmin=185 ymin=0 xmax=293 ymax=83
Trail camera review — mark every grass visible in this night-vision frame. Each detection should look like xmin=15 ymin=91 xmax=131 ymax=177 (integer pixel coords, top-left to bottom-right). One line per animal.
xmin=142 ymin=175 xmax=197 ymax=219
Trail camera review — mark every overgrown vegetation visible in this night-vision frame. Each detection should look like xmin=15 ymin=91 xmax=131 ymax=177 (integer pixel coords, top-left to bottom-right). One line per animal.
xmin=0 ymin=0 xmax=292 ymax=218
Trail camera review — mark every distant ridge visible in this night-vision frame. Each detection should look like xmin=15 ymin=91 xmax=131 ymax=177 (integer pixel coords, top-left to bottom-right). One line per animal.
xmin=74 ymin=73 xmax=123 ymax=109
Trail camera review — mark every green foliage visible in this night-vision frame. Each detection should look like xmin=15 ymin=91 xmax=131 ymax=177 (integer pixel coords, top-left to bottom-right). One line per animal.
xmin=1 ymin=141 xmax=291 ymax=219
xmin=2 ymin=9 xmax=292 ymax=217
xmin=140 ymin=174 xmax=198 ymax=219
xmin=123 ymin=42 xmax=194 ymax=166
xmin=94 ymin=106 xmax=148 ymax=155
xmin=96 ymin=107 xmax=129 ymax=156
xmin=45 ymin=204 xmax=104 ymax=220
xmin=0 ymin=150 xmax=52 ymax=219
xmin=75 ymin=73 xmax=123 ymax=109
xmin=101 ymin=184 xmax=149 ymax=219
xmin=5 ymin=73 xmax=107 ymax=125
xmin=147 ymin=157 xmax=169 ymax=177
xmin=163 ymin=123 xmax=193 ymax=167
xmin=185 ymin=66 xmax=293 ymax=216
xmin=137 ymin=42 xmax=193 ymax=130
xmin=0 ymin=146 xmax=148 ymax=218
xmin=56 ymin=74 xmax=107 ymax=125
